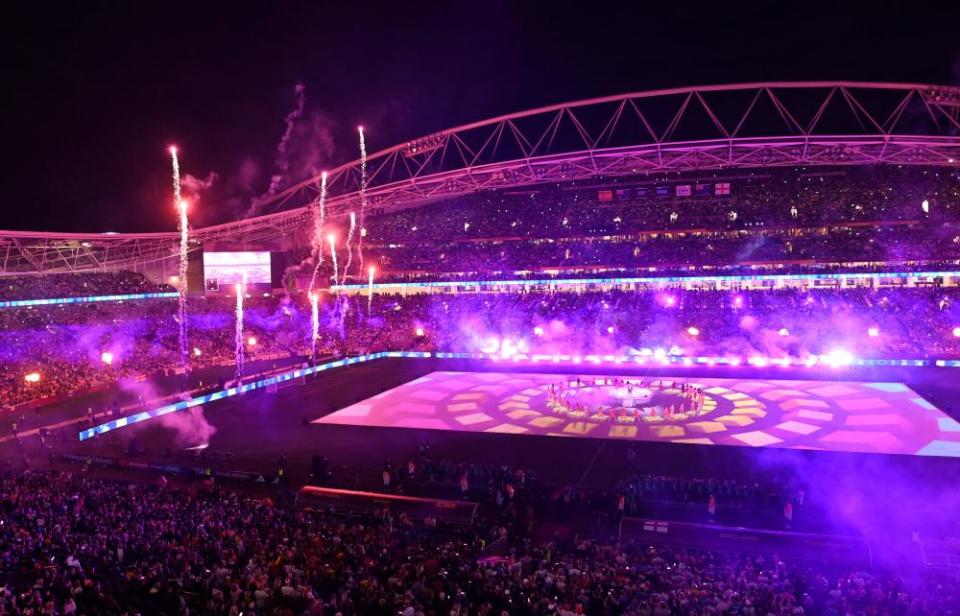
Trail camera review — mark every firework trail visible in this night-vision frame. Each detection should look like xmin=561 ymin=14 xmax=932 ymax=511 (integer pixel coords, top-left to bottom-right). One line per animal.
xmin=357 ymin=126 xmax=368 ymax=275
xmin=269 ymin=83 xmax=306 ymax=193
xmin=308 ymin=171 xmax=328 ymax=294
xmin=170 ymin=146 xmax=182 ymax=204
xmin=235 ymin=281 xmax=245 ymax=385
xmin=309 ymin=292 xmax=320 ymax=359
xmin=343 ymin=211 xmax=356 ymax=285
xmin=247 ymin=83 xmax=306 ymax=217
xmin=328 ymin=234 xmax=339 ymax=284
xmin=318 ymin=171 xmax=327 ymax=237
xmin=170 ymin=146 xmax=190 ymax=378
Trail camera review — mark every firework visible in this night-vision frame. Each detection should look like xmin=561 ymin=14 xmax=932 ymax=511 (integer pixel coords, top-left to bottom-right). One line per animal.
xmin=328 ymin=234 xmax=338 ymax=284
xmin=357 ymin=126 xmax=367 ymax=274
xmin=235 ymin=281 xmax=245 ymax=385
xmin=171 ymin=146 xmax=190 ymax=378
xmin=308 ymin=171 xmax=328 ymax=295
xmin=319 ymin=171 xmax=327 ymax=239
xmin=343 ymin=211 xmax=356 ymax=285
xmin=309 ymin=292 xmax=320 ymax=359
xmin=169 ymin=146 xmax=181 ymax=205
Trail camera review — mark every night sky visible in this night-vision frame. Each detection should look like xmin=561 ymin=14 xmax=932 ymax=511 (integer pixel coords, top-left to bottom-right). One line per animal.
xmin=3 ymin=1 xmax=958 ymax=233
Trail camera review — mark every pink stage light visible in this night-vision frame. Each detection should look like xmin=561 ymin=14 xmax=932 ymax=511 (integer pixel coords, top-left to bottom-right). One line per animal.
xmin=415 ymin=327 xmax=425 ymax=337
xmin=778 ymin=328 xmax=790 ymax=337
xmin=24 ymin=372 xmax=41 ymax=383
xmin=952 ymin=326 xmax=960 ymax=338
xmin=247 ymin=336 xmax=258 ymax=347
xmin=687 ymin=326 xmax=700 ymax=337
xmin=867 ymin=327 xmax=880 ymax=338
xmin=101 ymin=351 xmax=114 ymax=365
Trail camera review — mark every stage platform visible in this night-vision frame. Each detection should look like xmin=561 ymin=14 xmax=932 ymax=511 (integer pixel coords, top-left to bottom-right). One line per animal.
xmin=314 ymin=370 xmax=960 ymax=457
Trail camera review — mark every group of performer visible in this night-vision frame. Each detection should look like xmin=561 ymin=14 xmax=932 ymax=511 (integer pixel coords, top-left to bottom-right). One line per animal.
xmin=545 ymin=377 xmax=706 ymax=421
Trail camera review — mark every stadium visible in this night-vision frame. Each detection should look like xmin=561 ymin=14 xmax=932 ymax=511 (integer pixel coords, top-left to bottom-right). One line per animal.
xmin=5 ymin=74 xmax=960 ymax=613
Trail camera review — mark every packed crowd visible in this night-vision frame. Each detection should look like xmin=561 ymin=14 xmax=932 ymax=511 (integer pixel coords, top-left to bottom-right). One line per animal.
xmin=1 ymin=468 xmax=958 ymax=615
xmin=8 ymin=279 xmax=960 ymax=406
xmin=4 ymin=165 xmax=960 ymax=406
xmin=354 ymin=286 xmax=960 ymax=359
xmin=345 ymin=166 xmax=960 ymax=282
xmin=0 ymin=272 xmax=172 ymax=301
xmin=358 ymin=225 xmax=960 ymax=282
xmin=366 ymin=167 xmax=960 ymax=244
xmin=0 ymin=281 xmax=322 ymax=406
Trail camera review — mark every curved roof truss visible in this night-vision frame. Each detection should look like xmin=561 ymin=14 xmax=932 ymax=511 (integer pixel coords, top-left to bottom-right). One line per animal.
xmin=2 ymin=81 xmax=958 ymax=275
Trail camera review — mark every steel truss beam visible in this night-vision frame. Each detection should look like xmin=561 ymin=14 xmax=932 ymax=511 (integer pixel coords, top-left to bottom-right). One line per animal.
xmin=2 ymin=82 xmax=959 ymax=276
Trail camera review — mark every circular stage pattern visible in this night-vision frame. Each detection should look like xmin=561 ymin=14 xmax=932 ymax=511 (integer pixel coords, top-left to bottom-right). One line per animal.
xmin=314 ymin=370 xmax=960 ymax=456
xmin=547 ymin=377 xmax=709 ymax=423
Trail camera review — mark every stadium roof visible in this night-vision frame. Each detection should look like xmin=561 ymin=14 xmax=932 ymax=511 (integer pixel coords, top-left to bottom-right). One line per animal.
xmin=2 ymin=81 xmax=959 ymax=276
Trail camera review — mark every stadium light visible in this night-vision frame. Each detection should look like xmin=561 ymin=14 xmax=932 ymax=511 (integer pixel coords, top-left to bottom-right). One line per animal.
xmin=193 ymin=347 xmax=202 ymax=357
xmin=24 ymin=372 xmax=41 ymax=383
xmin=778 ymin=328 xmax=790 ymax=337
xmin=415 ymin=327 xmax=425 ymax=337
xmin=953 ymin=327 xmax=960 ymax=338
xmin=686 ymin=326 xmax=700 ymax=337
xmin=867 ymin=327 xmax=880 ymax=338
xmin=101 ymin=351 xmax=114 ymax=365
xmin=533 ymin=326 xmax=544 ymax=336
xmin=823 ymin=349 xmax=854 ymax=368
xmin=247 ymin=336 xmax=258 ymax=347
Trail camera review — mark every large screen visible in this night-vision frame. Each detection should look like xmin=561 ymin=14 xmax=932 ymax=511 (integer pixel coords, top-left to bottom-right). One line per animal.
xmin=203 ymin=251 xmax=271 ymax=289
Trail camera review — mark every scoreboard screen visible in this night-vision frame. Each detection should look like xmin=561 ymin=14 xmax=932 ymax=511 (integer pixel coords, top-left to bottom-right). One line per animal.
xmin=203 ymin=251 xmax=271 ymax=289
